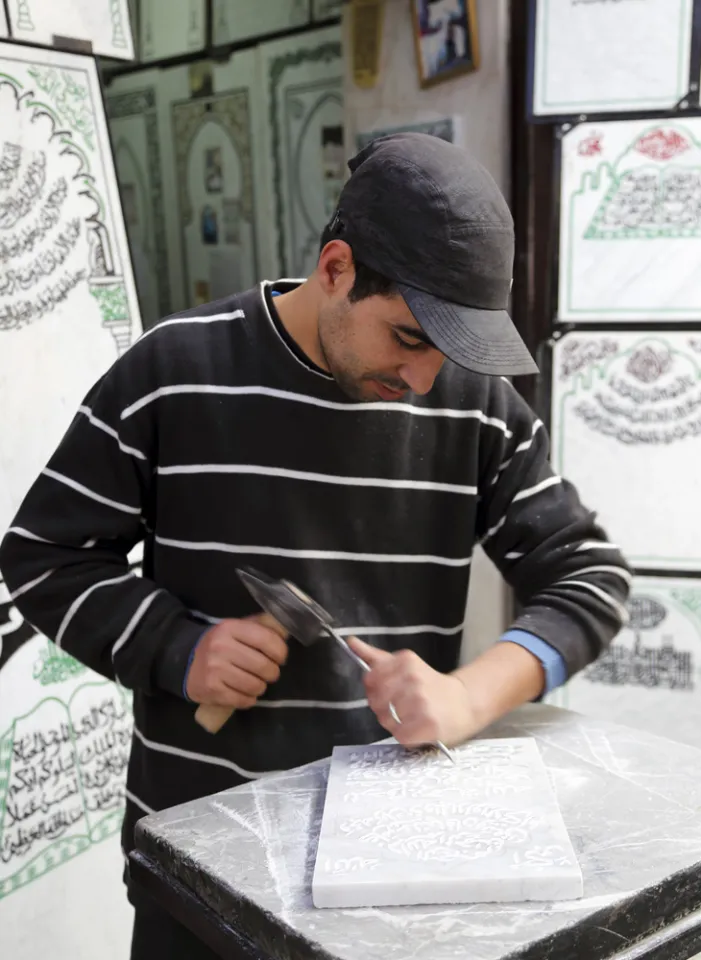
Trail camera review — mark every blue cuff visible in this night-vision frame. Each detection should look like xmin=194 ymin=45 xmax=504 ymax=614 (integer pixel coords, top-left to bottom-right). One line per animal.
xmin=498 ymin=629 xmax=568 ymax=695
xmin=182 ymin=628 xmax=209 ymax=701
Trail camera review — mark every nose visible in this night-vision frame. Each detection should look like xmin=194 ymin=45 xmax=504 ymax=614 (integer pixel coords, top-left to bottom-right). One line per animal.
xmin=398 ymin=350 xmax=445 ymax=396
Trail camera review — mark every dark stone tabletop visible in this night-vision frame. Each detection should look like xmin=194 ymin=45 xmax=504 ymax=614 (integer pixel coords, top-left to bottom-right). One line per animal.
xmin=134 ymin=704 xmax=701 ymax=960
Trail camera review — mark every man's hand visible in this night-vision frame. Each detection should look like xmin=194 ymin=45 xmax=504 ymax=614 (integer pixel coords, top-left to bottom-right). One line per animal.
xmin=186 ymin=614 xmax=288 ymax=709
xmin=348 ymin=636 xmax=547 ymax=748
xmin=347 ymin=636 xmax=480 ymax=748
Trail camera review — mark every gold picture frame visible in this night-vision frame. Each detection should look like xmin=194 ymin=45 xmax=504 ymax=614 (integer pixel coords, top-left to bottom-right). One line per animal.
xmin=411 ymin=0 xmax=480 ymax=89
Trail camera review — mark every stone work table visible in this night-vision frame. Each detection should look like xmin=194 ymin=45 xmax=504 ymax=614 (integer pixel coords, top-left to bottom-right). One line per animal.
xmin=131 ymin=704 xmax=701 ymax=960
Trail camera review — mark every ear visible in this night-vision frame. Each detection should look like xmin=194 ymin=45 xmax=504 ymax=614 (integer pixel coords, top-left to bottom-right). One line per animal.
xmin=317 ymin=239 xmax=355 ymax=297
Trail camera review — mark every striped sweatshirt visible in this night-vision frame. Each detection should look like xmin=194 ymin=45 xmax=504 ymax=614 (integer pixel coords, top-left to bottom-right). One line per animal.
xmin=0 ymin=280 xmax=631 ymax=878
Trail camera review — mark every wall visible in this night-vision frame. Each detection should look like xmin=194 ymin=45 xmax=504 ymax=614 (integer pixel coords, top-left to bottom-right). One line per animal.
xmin=107 ymin=52 xmax=273 ymax=316
xmin=0 ymin=44 xmax=142 ymax=960
xmin=106 ymin=21 xmax=344 ymax=318
xmin=342 ymin=0 xmax=512 ymax=660
xmin=343 ymin=0 xmax=510 ymax=190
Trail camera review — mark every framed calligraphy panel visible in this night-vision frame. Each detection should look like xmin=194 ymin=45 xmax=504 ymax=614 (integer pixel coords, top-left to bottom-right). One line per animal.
xmin=550 ymin=330 xmax=701 ymax=572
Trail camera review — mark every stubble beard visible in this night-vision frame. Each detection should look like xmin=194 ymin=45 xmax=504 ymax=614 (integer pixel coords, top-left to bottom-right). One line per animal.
xmin=317 ymin=303 xmax=407 ymax=402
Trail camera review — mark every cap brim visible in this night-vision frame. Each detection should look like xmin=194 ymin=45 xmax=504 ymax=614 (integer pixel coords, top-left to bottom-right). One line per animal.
xmin=398 ymin=284 xmax=539 ymax=377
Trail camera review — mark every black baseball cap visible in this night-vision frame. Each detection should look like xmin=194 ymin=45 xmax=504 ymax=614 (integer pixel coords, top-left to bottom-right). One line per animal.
xmin=327 ymin=132 xmax=538 ymax=377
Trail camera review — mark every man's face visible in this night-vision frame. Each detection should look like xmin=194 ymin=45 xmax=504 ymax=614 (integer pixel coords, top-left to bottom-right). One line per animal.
xmin=317 ymin=283 xmax=446 ymax=403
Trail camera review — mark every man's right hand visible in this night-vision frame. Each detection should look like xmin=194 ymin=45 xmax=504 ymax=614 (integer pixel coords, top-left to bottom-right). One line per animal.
xmin=186 ymin=614 xmax=289 ymax=709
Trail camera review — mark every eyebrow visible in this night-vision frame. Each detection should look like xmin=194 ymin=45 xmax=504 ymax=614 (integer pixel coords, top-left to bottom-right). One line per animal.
xmin=393 ymin=324 xmax=435 ymax=347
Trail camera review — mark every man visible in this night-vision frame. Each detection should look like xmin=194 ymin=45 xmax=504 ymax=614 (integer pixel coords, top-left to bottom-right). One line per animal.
xmin=0 ymin=133 xmax=630 ymax=958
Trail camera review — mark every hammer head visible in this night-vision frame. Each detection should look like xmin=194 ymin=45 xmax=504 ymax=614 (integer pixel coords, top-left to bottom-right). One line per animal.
xmin=236 ymin=566 xmax=335 ymax=647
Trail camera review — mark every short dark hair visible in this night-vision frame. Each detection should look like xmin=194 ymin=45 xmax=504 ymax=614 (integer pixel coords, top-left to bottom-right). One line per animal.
xmin=319 ymin=219 xmax=396 ymax=302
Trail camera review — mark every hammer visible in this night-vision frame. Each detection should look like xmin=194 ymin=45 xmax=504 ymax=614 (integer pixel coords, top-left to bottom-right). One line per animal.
xmin=194 ymin=567 xmax=456 ymax=763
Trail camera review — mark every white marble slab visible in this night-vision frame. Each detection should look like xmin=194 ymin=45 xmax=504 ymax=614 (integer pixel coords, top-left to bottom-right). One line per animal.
xmin=558 ymin=117 xmax=701 ymax=322
xmin=0 ymin=41 xmax=142 ymax=528
xmin=105 ymin=82 xmax=171 ymax=328
xmin=257 ymin=25 xmax=343 ymax=277
xmin=312 ymin=738 xmax=582 ymax=909
xmin=140 ymin=0 xmax=205 ymax=62
xmin=169 ymin=48 xmax=261 ymax=307
xmin=548 ymin=577 xmax=701 ymax=751
xmin=212 ymin=0 xmax=308 ymax=45
xmin=550 ymin=331 xmax=701 ymax=571
xmin=6 ymin=0 xmax=135 ymax=60
xmin=531 ymin=0 xmax=693 ymax=117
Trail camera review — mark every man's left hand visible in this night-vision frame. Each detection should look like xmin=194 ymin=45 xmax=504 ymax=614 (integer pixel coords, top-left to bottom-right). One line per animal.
xmin=347 ymin=636 xmax=481 ymax=748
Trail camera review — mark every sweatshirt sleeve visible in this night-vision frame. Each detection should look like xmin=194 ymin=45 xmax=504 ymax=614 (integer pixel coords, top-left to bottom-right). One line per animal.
xmin=475 ymin=377 xmax=633 ymax=679
xmin=0 ymin=332 xmax=204 ymax=696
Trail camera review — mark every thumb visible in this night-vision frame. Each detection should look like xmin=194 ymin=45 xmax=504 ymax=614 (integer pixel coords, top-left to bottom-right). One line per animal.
xmin=346 ymin=635 xmax=392 ymax=668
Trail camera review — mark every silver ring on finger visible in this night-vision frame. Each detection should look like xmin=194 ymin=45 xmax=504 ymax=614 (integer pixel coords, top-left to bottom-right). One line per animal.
xmin=389 ymin=701 xmax=401 ymax=725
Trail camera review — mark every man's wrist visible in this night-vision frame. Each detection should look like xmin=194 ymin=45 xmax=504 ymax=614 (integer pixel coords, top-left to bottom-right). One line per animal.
xmin=438 ymin=670 xmax=486 ymax=744
xmin=152 ymin=620 xmax=210 ymax=700
xmin=450 ymin=662 xmax=498 ymax=734
xmin=498 ymin=629 xmax=568 ymax=697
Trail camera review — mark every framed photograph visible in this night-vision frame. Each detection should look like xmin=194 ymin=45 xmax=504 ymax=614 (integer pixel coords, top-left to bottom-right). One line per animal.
xmin=205 ymin=147 xmax=223 ymax=194
xmin=189 ymin=61 xmax=214 ymax=99
xmin=411 ymin=0 xmax=480 ymax=89
xmin=200 ymin=205 xmax=219 ymax=245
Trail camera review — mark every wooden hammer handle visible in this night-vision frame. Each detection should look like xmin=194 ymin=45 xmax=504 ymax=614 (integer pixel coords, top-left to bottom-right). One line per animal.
xmin=194 ymin=703 xmax=236 ymax=734
xmin=194 ymin=612 xmax=288 ymax=734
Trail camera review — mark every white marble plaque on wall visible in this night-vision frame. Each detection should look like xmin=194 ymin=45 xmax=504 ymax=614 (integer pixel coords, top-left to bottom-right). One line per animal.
xmin=550 ymin=331 xmax=701 ymax=572
xmin=558 ymin=118 xmax=701 ymax=322
xmin=106 ymin=84 xmax=171 ymax=328
xmin=171 ymin=87 xmax=258 ymax=307
xmin=0 ymin=597 xmax=135 ymax=901
xmin=124 ymin=51 xmax=267 ymax=314
xmin=6 ymin=0 xmax=135 ymax=60
xmin=0 ymin=559 xmax=140 ymax=956
xmin=0 ymin=41 xmax=141 ymax=958
xmin=548 ymin=578 xmax=701 ymax=750
xmin=259 ymin=25 xmax=343 ymax=278
xmin=312 ymin=740 xmax=582 ymax=908
xmin=213 ymin=0 xmax=308 ymax=45
xmin=140 ymin=0 xmax=205 ymax=62
xmin=531 ymin=0 xmax=693 ymax=117
xmin=0 ymin=41 xmax=142 ymax=518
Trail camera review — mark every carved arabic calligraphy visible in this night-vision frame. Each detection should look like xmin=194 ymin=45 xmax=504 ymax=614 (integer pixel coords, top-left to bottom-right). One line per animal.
xmin=0 ymin=63 xmax=135 ymax=353
xmin=0 ymin=153 xmax=47 ymax=228
xmin=0 ymin=178 xmax=68 ymax=259
xmin=557 ymin=336 xmax=620 ymax=380
xmin=559 ymin=337 xmax=701 ymax=445
xmin=342 ymin=742 xmax=532 ymax=802
xmin=0 ymin=576 xmax=135 ymax=900
xmin=26 ymin=67 xmax=95 ymax=151
xmin=585 ymin=127 xmax=701 ymax=239
xmin=0 ymin=143 xmax=21 ymax=190
xmin=338 ymin=802 xmax=546 ymax=864
xmin=313 ymin=739 xmax=583 ymax=905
